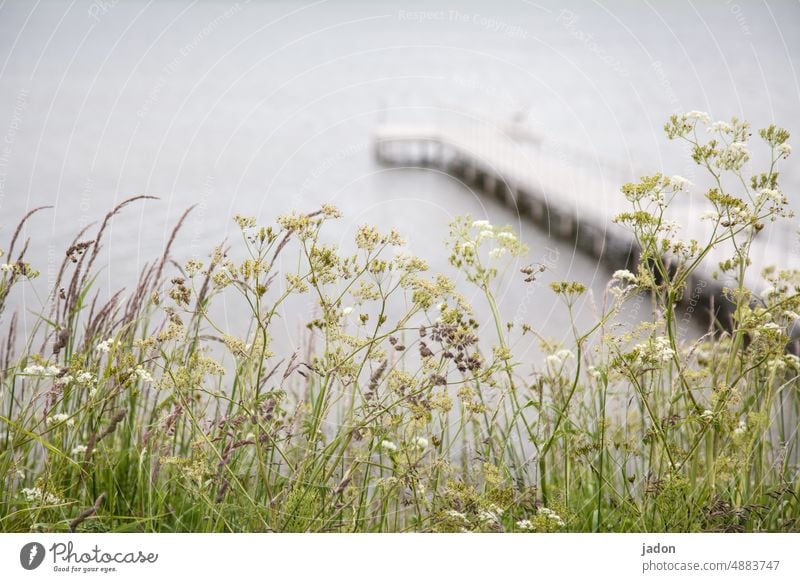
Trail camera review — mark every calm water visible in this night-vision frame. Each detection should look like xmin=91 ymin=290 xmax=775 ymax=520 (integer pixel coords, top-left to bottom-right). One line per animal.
xmin=1 ymin=0 xmax=799 ymax=357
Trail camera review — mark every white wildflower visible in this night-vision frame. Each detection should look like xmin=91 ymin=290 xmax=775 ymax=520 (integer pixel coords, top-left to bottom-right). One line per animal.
xmin=588 ymin=365 xmax=603 ymax=379
xmin=478 ymin=510 xmax=499 ymax=524
xmin=76 ymin=371 xmax=94 ymax=384
xmin=56 ymin=375 xmax=74 ymax=387
xmin=22 ymin=364 xmax=45 ymax=375
xmin=733 ymin=420 xmax=747 ymax=436
xmin=701 ymin=409 xmax=714 ymax=421
xmin=700 ymin=210 xmax=720 ymax=221
xmin=135 ymin=366 xmax=154 ymax=383
xmin=497 ymin=231 xmax=516 ymax=242
xmin=760 ymin=188 xmax=783 ymax=204
xmin=478 ymin=229 xmax=495 ymax=241
xmin=670 ymin=175 xmax=692 ymax=190
xmin=47 ymin=413 xmax=74 ymax=428
xmin=461 ymin=241 xmax=475 ymax=251
xmin=489 ymin=247 xmax=506 ymax=259
xmin=71 ymin=444 xmax=88 ymax=456
xmin=472 ymin=220 xmax=491 ymax=229
xmin=784 ymin=311 xmax=800 ymax=321
xmin=342 ymin=306 xmax=353 ymax=316
xmin=97 ymin=338 xmax=113 ymax=353
xmin=717 ymin=141 xmax=750 ymax=171
xmin=21 ymin=487 xmax=63 ymax=505
xmin=708 ymin=120 xmax=732 ymax=134
xmin=777 ymin=143 xmax=791 ymax=157
xmin=446 ymin=509 xmax=468 ymax=522
xmin=516 ymin=519 xmax=534 ymax=531
xmin=547 ymin=349 xmax=573 ymax=369
xmin=612 ymin=269 xmax=637 ymax=284
xmin=653 ymin=336 xmax=675 ymax=363
xmin=0 ymin=263 xmax=13 ymax=272
xmin=685 ymin=110 xmax=711 ymax=124
xmin=380 ymin=439 xmax=397 ymax=453
xmin=412 ymin=436 xmax=429 ymax=449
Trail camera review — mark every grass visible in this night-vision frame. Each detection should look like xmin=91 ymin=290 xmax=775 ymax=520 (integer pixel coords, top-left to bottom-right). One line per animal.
xmin=0 ymin=113 xmax=798 ymax=533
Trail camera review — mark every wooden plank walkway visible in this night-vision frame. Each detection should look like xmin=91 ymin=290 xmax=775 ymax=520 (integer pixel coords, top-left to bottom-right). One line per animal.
xmin=373 ymin=122 xmax=800 ymax=326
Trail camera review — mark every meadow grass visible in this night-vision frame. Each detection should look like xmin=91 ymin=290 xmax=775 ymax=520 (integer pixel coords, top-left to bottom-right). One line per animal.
xmin=1 ymin=113 xmax=798 ymax=532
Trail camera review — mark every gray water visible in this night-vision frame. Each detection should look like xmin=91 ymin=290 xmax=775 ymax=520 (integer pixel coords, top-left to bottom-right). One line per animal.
xmin=1 ymin=0 xmax=799 ymax=359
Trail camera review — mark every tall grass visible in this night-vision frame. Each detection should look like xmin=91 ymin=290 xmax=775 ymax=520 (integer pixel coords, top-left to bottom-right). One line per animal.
xmin=1 ymin=113 xmax=798 ymax=532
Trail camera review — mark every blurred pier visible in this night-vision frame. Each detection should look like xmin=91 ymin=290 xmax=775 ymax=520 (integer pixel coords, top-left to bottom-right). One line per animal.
xmin=373 ymin=119 xmax=800 ymax=331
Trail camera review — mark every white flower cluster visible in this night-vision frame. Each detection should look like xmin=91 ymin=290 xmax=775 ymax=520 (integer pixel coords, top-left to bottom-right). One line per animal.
xmin=97 ymin=338 xmax=114 ymax=353
xmin=23 ymin=364 xmax=61 ymax=376
xmin=685 ymin=110 xmax=711 ymax=124
xmin=380 ymin=439 xmax=397 ymax=453
xmin=134 ymin=365 xmax=154 ymax=383
xmin=76 ymin=371 xmax=94 ymax=384
xmin=733 ymin=419 xmax=747 ymax=436
xmin=71 ymin=444 xmax=88 ymax=456
xmin=717 ymin=142 xmax=750 ymax=171
xmin=760 ymin=188 xmax=784 ymax=205
xmin=777 ymin=143 xmax=791 ymax=157
xmin=633 ymin=336 xmax=675 ymax=367
xmin=516 ymin=518 xmax=534 ymax=531
xmin=669 ymin=175 xmax=692 ymax=191
xmin=538 ymin=507 xmax=565 ymax=527
xmin=546 ymin=349 xmax=573 ymax=369
xmin=21 ymin=487 xmax=64 ymax=505
xmin=612 ymin=269 xmax=637 ymax=284
xmin=46 ymin=413 xmax=74 ymax=428
xmin=412 ymin=436 xmax=428 ymax=449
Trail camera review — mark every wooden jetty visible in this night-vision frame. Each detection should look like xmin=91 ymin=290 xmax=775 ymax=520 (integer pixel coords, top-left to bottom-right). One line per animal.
xmin=373 ymin=120 xmax=800 ymax=329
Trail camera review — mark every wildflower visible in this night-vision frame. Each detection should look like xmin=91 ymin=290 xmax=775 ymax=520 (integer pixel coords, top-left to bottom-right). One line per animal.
xmin=478 ymin=510 xmax=499 ymax=524
xmin=733 ymin=420 xmax=747 ymax=436
xmin=685 ymin=110 xmax=711 ymax=124
xmin=76 ymin=371 xmax=93 ymax=384
xmin=47 ymin=413 xmax=74 ymax=428
xmin=670 ymin=175 xmax=692 ymax=191
xmin=445 ymin=509 xmax=468 ymax=523
xmin=497 ymin=231 xmax=516 ymax=241
xmin=760 ymin=188 xmax=783 ymax=204
xmin=516 ymin=519 xmax=534 ymax=531
xmin=701 ymin=409 xmax=714 ymax=421
xmin=56 ymin=375 xmax=74 ymax=386
xmin=777 ymin=143 xmax=791 ymax=157
xmin=23 ymin=364 xmax=60 ymax=377
xmin=0 ymin=263 xmax=13 ymax=272
xmin=784 ymin=311 xmax=800 ymax=321
xmin=21 ymin=487 xmax=63 ymax=505
xmin=97 ymin=338 xmax=113 ymax=353
xmin=717 ymin=142 xmax=750 ymax=171
xmin=71 ymin=444 xmax=88 ymax=456
xmin=546 ymin=349 xmax=573 ymax=369
xmin=135 ymin=366 xmax=154 ymax=383
xmin=461 ymin=241 xmax=475 ymax=251
xmin=709 ymin=120 xmax=732 ymax=134
xmin=588 ymin=365 xmax=604 ymax=380
xmin=380 ymin=439 xmax=397 ymax=453
xmin=412 ymin=436 xmax=429 ymax=449
xmin=478 ymin=229 xmax=495 ymax=241
xmin=700 ymin=210 xmax=720 ymax=221
xmin=612 ymin=269 xmax=637 ymax=284
xmin=653 ymin=337 xmax=675 ymax=363
xmin=472 ymin=220 xmax=490 ymax=228
xmin=342 ymin=306 xmax=353 ymax=315
xmin=488 ymin=247 xmax=506 ymax=259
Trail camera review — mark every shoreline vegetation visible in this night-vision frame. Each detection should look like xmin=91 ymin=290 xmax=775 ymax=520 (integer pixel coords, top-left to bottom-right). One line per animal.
xmin=1 ymin=113 xmax=798 ymax=533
